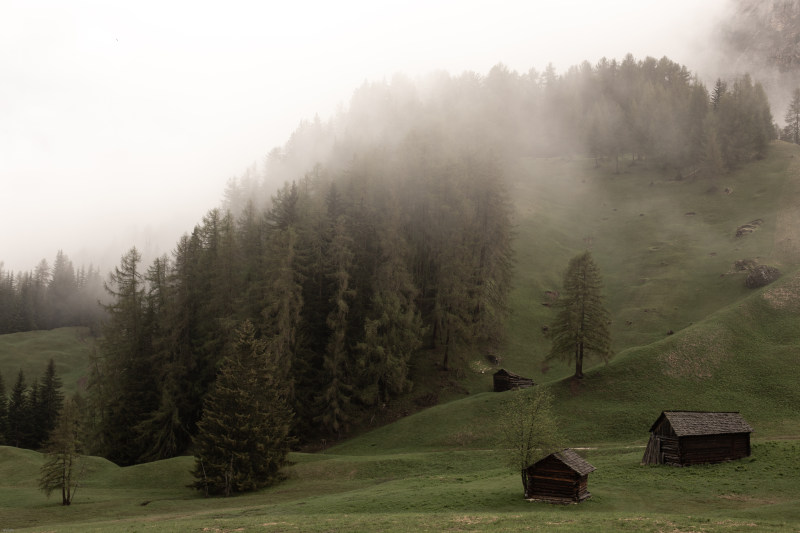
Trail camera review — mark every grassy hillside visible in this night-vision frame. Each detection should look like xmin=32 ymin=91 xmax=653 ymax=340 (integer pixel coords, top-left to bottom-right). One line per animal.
xmin=478 ymin=141 xmax=800 ymax=385
xmin=3 ymin=143 xmax=800 ymax=531
xmin=0 ymin=327 xmax=94 ymax=396
xmin=2 ymin=441 xmax=799 ymax=532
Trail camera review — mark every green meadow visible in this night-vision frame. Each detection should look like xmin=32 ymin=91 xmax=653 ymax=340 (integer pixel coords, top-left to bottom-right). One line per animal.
xmin=3 ymin=143 xmax=800 ymax=531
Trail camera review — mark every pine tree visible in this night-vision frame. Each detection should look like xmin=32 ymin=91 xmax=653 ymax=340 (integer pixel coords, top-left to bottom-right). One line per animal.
xmin=92 ymin=247 xmax=157 ymax=464
xmin=133 ymin=256 xmax=192 ymax=462
xmin=547 ymin=251 xmax=611 ymax=379
xmin=7 ymin=370 xmax=30 ymax=447
xmin=36 ymin=359 xmax=64 ymax=448
xmin=48 ymin=250 xmax=77 ymax=329
xmin=356 ymin=213 xmax=423 ymax=405
xmin=0 ymin=371 xmax=7 ymax=444
xmin=38 ymin=398 xmax=82 ymax=505
xmin=192 ymin=320 xmax=293 ymax=496
xmin=784 ymin=88 xmax=800 ymax=145
xmin=316 ymin=213 xmax=355 ymax=437
xmin=711 ymin=78 xmax=727 ymax=111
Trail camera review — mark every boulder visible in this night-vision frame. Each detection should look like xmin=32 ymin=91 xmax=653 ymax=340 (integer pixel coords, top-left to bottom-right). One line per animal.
xmin=745 ymin=265 xmax=781 ymax=288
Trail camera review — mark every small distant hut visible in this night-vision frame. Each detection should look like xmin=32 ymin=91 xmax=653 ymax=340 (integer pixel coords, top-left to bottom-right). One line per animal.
xmin=641 ymin=411 xmax=753 ymax=466
xmin=493 ymin=369 xmax=534 ymax=392
xmin=525 ymin=448 xmax=596 ymax=503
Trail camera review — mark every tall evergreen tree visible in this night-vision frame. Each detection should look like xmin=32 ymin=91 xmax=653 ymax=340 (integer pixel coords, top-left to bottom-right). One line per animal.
xmin=192 ymin=320 xmax=293 ymax=496
xmin=356 ymin=208 xmax=424 ymax=405
xmin=547 ymin=251 xmax=611 ymax=379
xmin=7 ymin=370 xmax=30 ymax=447
xmin=0 ymin=371 xmax=7 ymax=444
xmin=36 ymin=359 xmax=64 ymax=448
xmin=48 ymin=250 xmax=77 ymax=329
xmin=316 ymin=212 xmax=355 ymax=437
xmin=91 ymin=247 xmax=157 ymax=464
xmin=784 ymin=88 xmax=800 ymax=144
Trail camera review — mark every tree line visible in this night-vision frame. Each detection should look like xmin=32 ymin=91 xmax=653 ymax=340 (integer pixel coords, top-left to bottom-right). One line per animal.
xmin=86 ymin=144 xmax=514 ymax=467
xmin=0 ymin=252 xmax=106 ymax=334
xmin=0 ymin=359 xmax=64 ymax=450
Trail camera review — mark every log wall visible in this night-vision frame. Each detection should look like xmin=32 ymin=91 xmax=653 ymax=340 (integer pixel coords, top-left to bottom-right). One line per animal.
xmin=526 ymin=456 xmax=590 ymax=503
xmin=679 ymin=434 xmax=751 ymax=465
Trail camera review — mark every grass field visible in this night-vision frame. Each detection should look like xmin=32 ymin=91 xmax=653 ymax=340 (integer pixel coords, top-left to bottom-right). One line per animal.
xmin=2 ymin=143 xmax=800 ymax=531
xmin=2 ymin=441 xmax=799 ymax=532
xmin=0 ymin=327 xmax=94 ymax=397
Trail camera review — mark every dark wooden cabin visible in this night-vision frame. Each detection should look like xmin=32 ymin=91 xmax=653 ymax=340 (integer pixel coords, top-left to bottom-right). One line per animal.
xmin=525 ymin=448 xmax=595 ymax=503
xmin=493 ymin=369 xmax=534 ymax=392
xmin=641 ymin=411 xmax=753 ymax=466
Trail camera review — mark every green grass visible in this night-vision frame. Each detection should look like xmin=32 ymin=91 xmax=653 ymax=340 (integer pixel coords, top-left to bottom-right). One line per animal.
xmin=500 ymin=145 xmax=795 ymax=384
xmin=3 ymin=142 xmax=800 ymax=531
xmin=0 ymin=327 xmax=94 ymax=396
xmin=2 ymin=442 xmax=800 ymax=531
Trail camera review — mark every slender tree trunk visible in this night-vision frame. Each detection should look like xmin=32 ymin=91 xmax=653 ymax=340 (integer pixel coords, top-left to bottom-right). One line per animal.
xmin=441 ymin=330 xmax=450 ymax=371
xmin=521 ymin=469 xmax=529 ymax=498
xmin=575 ymin=343 xmax=584 ymax=379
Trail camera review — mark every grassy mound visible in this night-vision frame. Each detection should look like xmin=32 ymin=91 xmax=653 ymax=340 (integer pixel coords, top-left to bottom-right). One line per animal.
xmin=0 ymin=327 xmax=94 ymax=396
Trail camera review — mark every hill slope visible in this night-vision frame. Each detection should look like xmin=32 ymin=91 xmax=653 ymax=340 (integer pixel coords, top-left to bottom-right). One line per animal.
xmin=3 ymin=145 xmax=800 ymax=532
xmin=0 ymin=327 xmax=93 ymax=396
xmin=335 ymin=141 xmax=800 ymax=452
xmin=484 ymin=141 xmax=800 ymax=384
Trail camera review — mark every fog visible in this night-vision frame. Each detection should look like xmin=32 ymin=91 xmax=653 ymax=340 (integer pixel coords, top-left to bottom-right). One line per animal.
xmin=1 ymin=0 xmax=731 ymax=273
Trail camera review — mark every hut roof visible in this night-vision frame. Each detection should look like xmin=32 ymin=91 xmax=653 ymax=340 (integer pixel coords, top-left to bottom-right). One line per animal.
xmin=532 ymin=448 xmax=596 ymax=475
xmin=651 ymin=411 xmax=753 ymax=436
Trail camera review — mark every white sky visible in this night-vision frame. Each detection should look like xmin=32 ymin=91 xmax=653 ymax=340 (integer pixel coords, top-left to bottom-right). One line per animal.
xmin=1 ymin=0 xmax=729 ymax=273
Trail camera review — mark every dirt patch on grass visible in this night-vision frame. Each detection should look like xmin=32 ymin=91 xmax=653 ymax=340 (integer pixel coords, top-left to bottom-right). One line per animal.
xmin=718 ymin=493 xmax=778 ymax=505
xmin=451 ymin=515 xmax=500 ymax=526
xmin=658 ymin=329 xmax=730 ymax=380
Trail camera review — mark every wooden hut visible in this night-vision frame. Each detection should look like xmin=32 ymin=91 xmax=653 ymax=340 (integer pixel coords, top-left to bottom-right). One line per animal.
xmin=493 ymin=369 xmax=534 ymax=392
xmin=641 ymin=411 xmax=753 ymax=466
xmin=525 ymin=448 xmax=595 ymax=503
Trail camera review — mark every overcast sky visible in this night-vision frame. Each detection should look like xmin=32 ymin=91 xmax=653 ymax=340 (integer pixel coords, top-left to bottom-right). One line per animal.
xmin=1 ymin=0 xmax=730 ymax=273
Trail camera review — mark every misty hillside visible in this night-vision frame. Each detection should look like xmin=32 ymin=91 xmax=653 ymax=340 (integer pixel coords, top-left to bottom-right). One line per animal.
xmin=721 ymin=0 xmax=800 ymax=73
xmin=3 ymin=48 xmax=797 ymax=471
xmin=716 ymin=0 xmax=800 ymax=112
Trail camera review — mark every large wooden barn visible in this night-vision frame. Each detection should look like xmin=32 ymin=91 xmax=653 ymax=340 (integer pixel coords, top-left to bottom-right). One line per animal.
xmin=641 ymin=411 xmax=753 ymax=466
xmin=525 ymin=448 xmax=595 ymax=503
xmin=492 ymin=369 xmax=534 ymax=392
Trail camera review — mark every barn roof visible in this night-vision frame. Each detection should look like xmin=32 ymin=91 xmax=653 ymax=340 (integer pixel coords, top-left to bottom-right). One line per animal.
xmin=651 ymin=411 xmax=753 ymax=436
xmin=530 ymin=448 xmax=596 ymax=475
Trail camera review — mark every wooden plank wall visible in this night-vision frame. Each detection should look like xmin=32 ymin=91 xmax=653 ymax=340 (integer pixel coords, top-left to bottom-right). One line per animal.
xmin=679 ymin=434 xmax=751 ymax=465
xmin=526 ymin=456 xmax=589 ymax=503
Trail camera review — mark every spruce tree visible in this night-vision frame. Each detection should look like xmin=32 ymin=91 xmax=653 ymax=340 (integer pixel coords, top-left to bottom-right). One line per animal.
xmin=316 ymin=213 xmax=355 ymax=437
xmin=92 ymin=247 xmax=157 ymax=464
xmin=7 ymin=370 xmax=30 ymax=447
xmin=192 ymin=320 xmax=293 ymax=496
xmin=784 ymin=88 xmax=800 ymax=145
xmin=356 ymin=215 xmax=423 ymax=405
xmin=36 ymin=359 xmax=64 ymax=448
xmin=547 ymin=251 xmax=611 ymax=379
xmin=0 ymin=371 xmax=7 ymax=444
